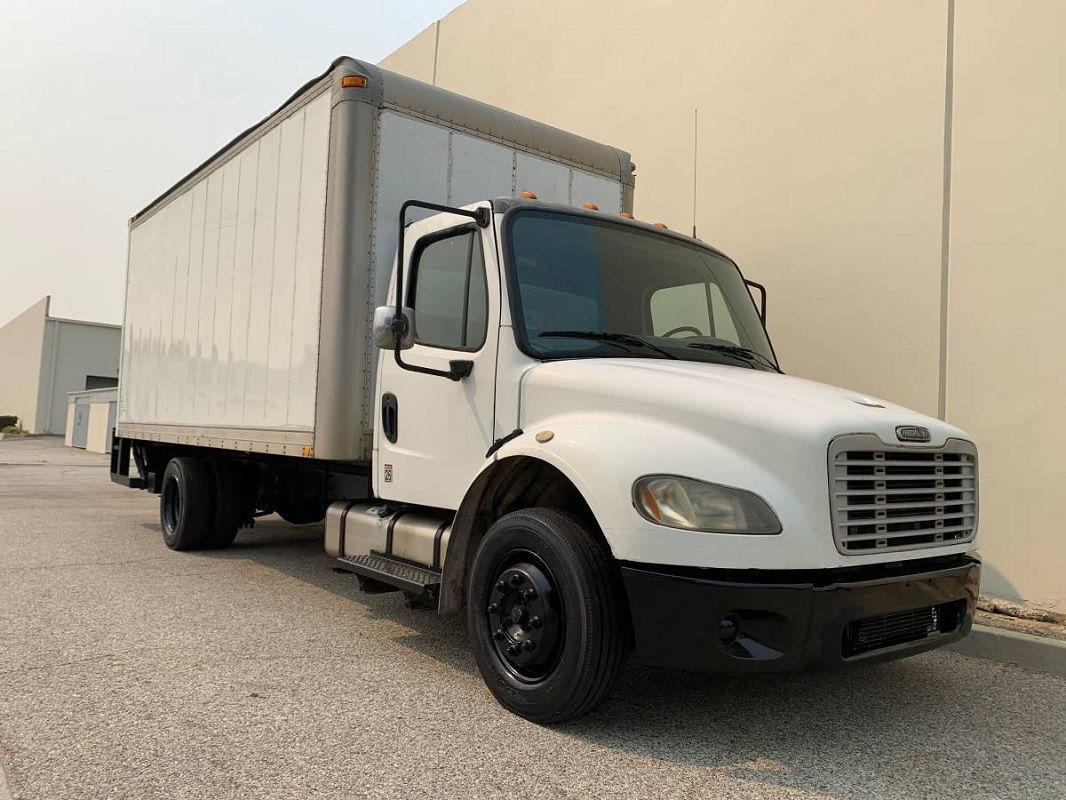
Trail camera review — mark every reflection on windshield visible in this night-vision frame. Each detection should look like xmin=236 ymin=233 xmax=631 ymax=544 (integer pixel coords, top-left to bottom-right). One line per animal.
xmin=505 ymin=210 xmax=778 ymax=370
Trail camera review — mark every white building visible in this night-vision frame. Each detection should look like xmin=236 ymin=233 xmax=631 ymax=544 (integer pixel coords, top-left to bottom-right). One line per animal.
xmin=0 ymin=296 xmax=120 ymax=434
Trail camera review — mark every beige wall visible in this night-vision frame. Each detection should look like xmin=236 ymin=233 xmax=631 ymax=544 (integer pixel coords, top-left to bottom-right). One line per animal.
xmin=64 ymin=403 xmax=75 ymax=447
xmin=0 ymin=296 xmax=49 ymax=432
xmin=383 ymin=0 xmax=1066 ymax=607
xmin=387 ymin=0 xmax=950 ymax=416
xmin=86 ymin=401 xmax=113 ymax=454
xmin=946 ymin=0 xmax=1066 ymax=607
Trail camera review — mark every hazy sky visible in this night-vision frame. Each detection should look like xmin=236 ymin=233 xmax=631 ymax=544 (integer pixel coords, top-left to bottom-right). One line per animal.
xmin=0 ymin=0 xmax=463 ymax=327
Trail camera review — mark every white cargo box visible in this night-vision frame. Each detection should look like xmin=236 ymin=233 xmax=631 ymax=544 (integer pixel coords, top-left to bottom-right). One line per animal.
xmin=118 ymin=57 xmax=634 ymax=461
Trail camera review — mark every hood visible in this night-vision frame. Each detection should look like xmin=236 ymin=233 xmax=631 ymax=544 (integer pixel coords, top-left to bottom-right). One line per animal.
xmin=520 ymin=358 xmax=969 ymax=449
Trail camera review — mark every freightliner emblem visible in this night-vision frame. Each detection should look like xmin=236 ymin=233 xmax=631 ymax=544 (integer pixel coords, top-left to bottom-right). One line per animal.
xmin=896 ymin=425 xmax=931 ymax=443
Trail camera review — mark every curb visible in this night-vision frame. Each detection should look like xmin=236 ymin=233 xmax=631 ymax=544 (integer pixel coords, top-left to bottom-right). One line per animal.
xmin=947 ymin=623 xmax=1066 ymax=678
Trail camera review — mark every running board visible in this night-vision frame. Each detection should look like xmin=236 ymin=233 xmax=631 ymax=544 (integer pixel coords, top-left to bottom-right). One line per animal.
xmin=338 ymin=553 xmax=442 ymax=596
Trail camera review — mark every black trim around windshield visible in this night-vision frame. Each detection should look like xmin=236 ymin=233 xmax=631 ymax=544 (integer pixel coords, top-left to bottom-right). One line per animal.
xmin=498 ymin=206 xmax=781 ymax=367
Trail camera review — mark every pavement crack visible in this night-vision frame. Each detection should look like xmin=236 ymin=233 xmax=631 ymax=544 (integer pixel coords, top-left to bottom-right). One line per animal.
xmin=0 ymin=463 xmax=107 ymax=468
xmin=0 ymin=646 xmax=173 ymax=677
xmin=0 ymin=555 xmax=173 ymax=573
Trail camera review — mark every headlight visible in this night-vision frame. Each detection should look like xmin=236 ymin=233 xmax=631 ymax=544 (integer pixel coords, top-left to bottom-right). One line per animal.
xmin=632 ymin=475 xmax=781 ymax=534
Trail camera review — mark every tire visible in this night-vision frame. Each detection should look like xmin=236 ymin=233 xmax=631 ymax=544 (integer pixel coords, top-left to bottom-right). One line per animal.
xmin=466 ymin=508 xmax=628 ymax=723
xmin=159 ymin=457 xmax=214 ymax=551
xmin=203 ymin=459 xmax=246 ymax=549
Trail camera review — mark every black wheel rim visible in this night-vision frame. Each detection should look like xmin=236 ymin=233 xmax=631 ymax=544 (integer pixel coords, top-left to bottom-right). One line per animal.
xmin=162 ymin=476 xmax=180 ymax=535
xmin=484 ymin=549 xmax=564 ymax=683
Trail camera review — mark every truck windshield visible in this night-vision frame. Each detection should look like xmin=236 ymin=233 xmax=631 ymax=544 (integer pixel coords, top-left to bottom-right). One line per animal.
xmin=504 ymin=210 xmax=779 ymax=371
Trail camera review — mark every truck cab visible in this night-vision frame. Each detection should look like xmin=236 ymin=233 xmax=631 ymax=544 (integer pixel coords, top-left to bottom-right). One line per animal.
xmin=341 ymin=195 xmax=980 ymax=721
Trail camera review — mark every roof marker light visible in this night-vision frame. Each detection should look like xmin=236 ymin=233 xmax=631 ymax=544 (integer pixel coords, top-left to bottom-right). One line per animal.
xmin=619 ymin=212 xmax=634 ymax=219
xmin=519 ymin=191 xmax=538 ymax=199
xmin=653 ymin=221 xmax=669 ymax=229
xmin=340 ymin=75 xmax=367 ymax=88
xmin=582 ymin=202 xmax=599 ymax=210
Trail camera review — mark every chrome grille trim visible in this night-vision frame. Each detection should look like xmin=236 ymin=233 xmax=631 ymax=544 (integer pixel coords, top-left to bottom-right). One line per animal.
xmin=828 ymin=435 xmax=978 ymax=555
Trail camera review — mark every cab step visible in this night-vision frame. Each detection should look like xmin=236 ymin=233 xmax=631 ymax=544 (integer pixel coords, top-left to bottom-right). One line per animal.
xmin=338 ymin=552 xmax=442 ymax=596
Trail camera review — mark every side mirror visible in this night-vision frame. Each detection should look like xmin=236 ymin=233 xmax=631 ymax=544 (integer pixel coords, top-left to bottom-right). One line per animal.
xmin=745 ymin=279 xmax=767 ymax=324
xmin=373 ymin=306 xmax=415 ymax=350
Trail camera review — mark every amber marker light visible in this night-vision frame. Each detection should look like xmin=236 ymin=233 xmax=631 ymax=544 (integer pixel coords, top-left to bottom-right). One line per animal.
xmin=639 ymin=486 xmax=662 ymax=523
xmin=619 ymin=212 xmax=634 ymax=219
xmin=340 ymin=75 xmax=367 ymax=88
xmin=519 ymin=190 xmax=538 ymax=199
xmin=653 ymin=221 xmax=669 ymax=229
xmin=582 ymin=202 xmax=599 ymax=210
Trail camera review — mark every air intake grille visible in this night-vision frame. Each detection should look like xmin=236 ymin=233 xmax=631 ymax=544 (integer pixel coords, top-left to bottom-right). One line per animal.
xmin=829 ymin=435 xmax=977 ymax=555
xmin=843 ymin=600 xmax=965 ymax=657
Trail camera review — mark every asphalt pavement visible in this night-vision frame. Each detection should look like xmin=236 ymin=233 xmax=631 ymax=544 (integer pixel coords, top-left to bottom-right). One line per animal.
xmin=1 ymin=436 xmax=1064 ymax=800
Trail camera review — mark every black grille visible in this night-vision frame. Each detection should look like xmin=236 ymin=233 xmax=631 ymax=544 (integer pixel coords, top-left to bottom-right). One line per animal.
xmin=843 ymin=600 xmax=965 ymax=657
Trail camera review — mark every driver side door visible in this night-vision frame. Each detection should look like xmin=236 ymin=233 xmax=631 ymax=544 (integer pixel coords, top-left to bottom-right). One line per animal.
xmin=374 ymin=210 xmax=500 ymax=509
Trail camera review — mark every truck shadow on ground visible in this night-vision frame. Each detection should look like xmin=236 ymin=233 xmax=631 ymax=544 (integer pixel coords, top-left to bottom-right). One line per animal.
xmin=193 ymin=520 xmax=1060 ymax=800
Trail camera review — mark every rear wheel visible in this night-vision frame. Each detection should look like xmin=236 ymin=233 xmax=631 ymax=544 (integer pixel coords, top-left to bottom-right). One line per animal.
xmin=467 ymin=508 xmax=628 ymax=723
xmin=204 ymin=459 xmax=247 ymax=549
xmin=159 ymin=457 xmax=214 ymax=551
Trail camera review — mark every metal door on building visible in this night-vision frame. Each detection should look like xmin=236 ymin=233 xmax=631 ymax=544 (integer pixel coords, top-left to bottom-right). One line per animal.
xmin=71 ymin=404 xmax=89 ymax=449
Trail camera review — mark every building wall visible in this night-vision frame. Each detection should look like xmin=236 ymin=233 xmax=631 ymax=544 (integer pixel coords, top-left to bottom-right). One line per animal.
xmin=386 ymin=0 xmax=949 ymax=415
xmin=38 ymin=319 xmax=121 ymax=435
xmin=0 ymin=296 xmax=49 ymax=432
xmin=86 ymin=396 xmax=116 ymax=454
xmin=945 ymin=0 xmax=1066 ymax=607
xmin=383 ymin=0 xmax=1066 ymax=607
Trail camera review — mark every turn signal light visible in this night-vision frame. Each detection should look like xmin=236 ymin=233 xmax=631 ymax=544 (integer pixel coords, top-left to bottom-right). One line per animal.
xmin=519 ymin=190 xmax=538 ymax=199
xmin=341 ymin=75 xmax=367 ymax=88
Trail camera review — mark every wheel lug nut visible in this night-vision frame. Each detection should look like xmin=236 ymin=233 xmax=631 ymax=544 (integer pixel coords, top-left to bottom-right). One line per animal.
xmin=492 ymin=628 xmax=504 ymax=640
xmin=522 ymin=588 xmax=537 ymax=600
xmin=509 ymin=573 xmax=523 ymax=586
xmin=523 ymin=640 xmax=536 ymax=651
xmin=529 ymin=616 xmax=541 ymax=628
xmin=495 ymin=580 xmax=506 ymax=591
xmin=488 ymin=602 xmax=499 ymax=613
xmin=506 ymin=644 xmax=519 ymax=655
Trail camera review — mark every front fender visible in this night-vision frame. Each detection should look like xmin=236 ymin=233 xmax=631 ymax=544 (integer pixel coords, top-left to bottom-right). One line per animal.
xmin=485 ymin=411 xmax=831 ymax=569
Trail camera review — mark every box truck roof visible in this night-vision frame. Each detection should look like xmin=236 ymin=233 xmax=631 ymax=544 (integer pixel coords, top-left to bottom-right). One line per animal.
xmin=131 ymin=56 xmax=635 ymax=227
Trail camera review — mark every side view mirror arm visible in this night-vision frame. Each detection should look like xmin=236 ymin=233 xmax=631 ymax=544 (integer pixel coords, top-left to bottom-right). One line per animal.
xmin=393 ymin=200 xmax=490 ymax=381
xmin=745 ymin=279 xmax=767 ymax=324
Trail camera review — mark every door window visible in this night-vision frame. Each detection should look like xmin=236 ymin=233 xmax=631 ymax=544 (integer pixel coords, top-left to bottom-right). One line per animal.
xmin=409 ymin=229 xmax=488 ymax=351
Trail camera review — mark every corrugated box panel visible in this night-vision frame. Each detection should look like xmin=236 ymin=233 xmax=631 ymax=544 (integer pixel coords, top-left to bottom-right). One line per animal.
xmin=120 ymin=91 xmax=331 ymax=431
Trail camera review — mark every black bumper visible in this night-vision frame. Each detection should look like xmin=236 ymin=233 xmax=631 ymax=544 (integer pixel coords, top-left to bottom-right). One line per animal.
xmin=621 ymin=555 xmax=980 ymax=673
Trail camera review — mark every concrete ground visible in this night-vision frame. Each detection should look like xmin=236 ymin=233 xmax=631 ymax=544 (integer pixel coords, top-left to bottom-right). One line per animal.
xmin=1 ymin=437 xmax=1064 ymax=800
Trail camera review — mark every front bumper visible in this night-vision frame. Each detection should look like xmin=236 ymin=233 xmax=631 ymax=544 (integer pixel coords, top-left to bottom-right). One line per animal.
xmin=621 ymin=555 xmax=980 ymax=673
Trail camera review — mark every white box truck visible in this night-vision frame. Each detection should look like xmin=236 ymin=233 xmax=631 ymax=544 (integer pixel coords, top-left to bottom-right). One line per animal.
xmin=113 ymin=57 xmax=981 ymax=723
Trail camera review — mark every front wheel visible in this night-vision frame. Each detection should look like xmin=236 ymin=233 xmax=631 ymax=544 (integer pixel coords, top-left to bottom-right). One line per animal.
xmin=466 ymin=509 xmax=628 ymax=723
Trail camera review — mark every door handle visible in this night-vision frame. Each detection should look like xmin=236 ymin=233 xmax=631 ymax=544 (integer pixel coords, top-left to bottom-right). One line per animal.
xmin=381 ymin=393 xmax=399 ymax=444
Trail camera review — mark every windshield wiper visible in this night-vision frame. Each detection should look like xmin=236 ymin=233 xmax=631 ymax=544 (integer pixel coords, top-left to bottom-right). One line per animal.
xmin=686 ymin=342 xmax=782 ymax=373
xmin=538 ymin=331 xmax=677 ymax=359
